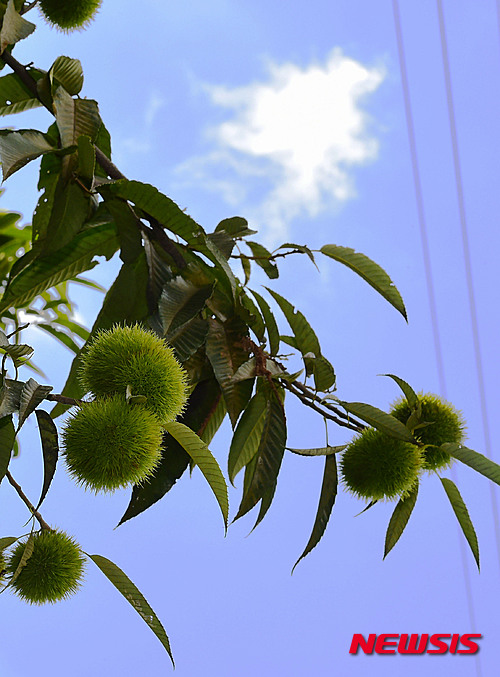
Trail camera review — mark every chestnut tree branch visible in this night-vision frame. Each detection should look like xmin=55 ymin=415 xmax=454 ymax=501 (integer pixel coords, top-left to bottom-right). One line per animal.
xmin=5 ymin=470 xmax=51 ymax=531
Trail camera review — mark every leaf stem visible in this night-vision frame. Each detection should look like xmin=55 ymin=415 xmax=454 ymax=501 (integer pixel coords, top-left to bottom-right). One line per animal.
xmin=5 ymin=470 xmax=51 ymax=531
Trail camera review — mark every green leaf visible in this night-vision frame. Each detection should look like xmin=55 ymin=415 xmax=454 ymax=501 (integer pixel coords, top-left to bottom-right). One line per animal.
xmin=34 ymin=410 xmax=58 ymax=510
xmin=88 ymin=554 xmax=174 ymax=666
xmin=241 ymin=254 xmax=251 ymax=286
xmin=383 ymin=374 xmax=418 ymax=408
xmin=443 ymin=443 xmax=500 ymax=485
xmin=17 ymin=378 xmax=52 ymax=431
xmin=312 ymin=355 xmax=336 ymax=392
xmin=0 ymin=536 xmax=17 ymax=551
xmin=166 ymin=317 xmax=208 ymax=363
xmin=246 ymin=241 xmax=279 ymax=279
xmin=215 ymin=216 xmax=256 ymax=238
xmin=293 ymin=454 xmax=338 ymax=571
xmin=250 ymin=480 xmax=277 ymax=533
xmin=266 ymin=288 xmax=320 ymax=355
xmin=0 ymin=70 xmax=44 ymax=116
xmin=440 ymin=477 xmax=480 ymax=570
xmin=118 ymin=380 xmax=223 ymax=526
xmin=0 ymin=129 xmax=55 ymax=180
xmin=320 ymin=244 xmax=407 ymax=320
xmin=250 ymin=289 xmax=280 ymax=356
xmin=339 ymin=401 xmax=415 ymax=442
xmin=7 ymin=530 xmax=34 ymax=589
xmin=0 ymin=0 xmax=35 ymax=52
xmin=287 ymin=445 xmax=347 ymax=457
xmin=0 ymin=378 xmax=22 ymax=417
xmin=383 ymin=482 xmax=419 ymax=559
xmin=1 ymin=342 xmax=33 ymax=368
xmin=164 ymin=420 xmax=229 ymax=530
xmin=234 ymin=388 xmax=287 ymax=521
xmin=76 ymin=135 xmax=96 ymax=187
xmin=159 ymin=277 xmax=213 ymax=335
xmin=104 ymin=198 xmax=143 ymax=264
xmin=228 ymin=389 xmax=267 ymax=484
xmin=0 ymin=222 xmax=117 ymax=314
xmin=99 ymin=180 xmax=203 ymax=243
xmin=0 ymin=414 xmax=15 ymax=481
xmin=205 ymin=317 xmax=253 ymax=428
xmin=238 ymin=292 xmax=266 ymax=343
xmin=277 ymin=242 xmax=317 ymax=267
xmin=53 ymin=88 xmax=102 ymax=148
xmin=49 ymin=56 xmax=84 ymax=96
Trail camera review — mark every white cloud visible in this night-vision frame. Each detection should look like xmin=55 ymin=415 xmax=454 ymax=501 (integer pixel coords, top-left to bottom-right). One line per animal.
xmin=177 ymin=48 xmax=384 ymax=241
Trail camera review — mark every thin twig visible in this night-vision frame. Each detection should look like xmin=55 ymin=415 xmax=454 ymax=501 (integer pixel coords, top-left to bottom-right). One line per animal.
xmin=290 ymin=381 xmax=365 ymax=428
xmin=5 ymin=470 xmax=51 ymax=531
xmin=230 ymin=250 xmax=303 ymax=262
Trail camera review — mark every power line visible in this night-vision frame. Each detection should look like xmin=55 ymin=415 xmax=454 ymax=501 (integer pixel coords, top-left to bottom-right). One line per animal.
xmin=392 ymin=3 xmax=484 ymax=675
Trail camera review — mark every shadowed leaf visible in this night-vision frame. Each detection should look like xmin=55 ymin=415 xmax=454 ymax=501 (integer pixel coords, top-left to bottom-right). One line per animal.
xmin=443 ymin=443 xmax=500 ymax=486
xmin=440 ymin=477 xmax=479 ymax=570
xmin=384 ymin=482 xmax=418 ymax=559
xmin=17 ymin=379 xmax=53 ymax=431
xmin=34 ymin=410 xmax=58 ymax=510
xmin=0 ymin=415 xmax=15 ymax=482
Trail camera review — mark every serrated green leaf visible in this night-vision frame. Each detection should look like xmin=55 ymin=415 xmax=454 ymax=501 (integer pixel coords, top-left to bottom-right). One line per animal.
xmin=440 ymin=477 xmax=479 ymax=570
xmin=99 ymin=180 xmax=203 ymax=243
xmin=1 ymin=342 xmax=33 ymax=368
xmin=0 ymin=378 xmax=22 ymax=417
xmin=444 ymin=443 xmax=500 ymax=485
xmin=287 ymin=444 xmax=347 ymax=457
xmin=231 ymin=358 xmax=256 ymax=383
xmin=312 ymin=354 xmax=336 ymax=391
xmin=215 ymin=216 xmax=255 ymax=238
xmin=250 ymin=480 xmax=277 ymax=533
xmin=104 ymin=198 xmax=142 ymax=264
xmin=238 ymin=292 xmax=266 ymax=343
xmin=0 ymin=0 xmax=35 ymax=52
xmin=320 ymin=244 xmax=407 ymax=320
xmin=17 ymin=378 xmax=52 ymax=431
xmin=250 ymin=289 xmax=280 ymax=356
xmin=159 ymin=277 xmax=213 ymax=335
xmin=293 ymin=454 xmax=338 ymax=571
xmin=0 ymin=129 xmax=55 ymax=180
xmin=383 ymin=482 xmax=418 ymax=559
xmin=0 ymin=536 xmax=17 ymax=551
xmin=49 ymin=56 xmax=83 ymax=96
xmin=0 ymin=222 xmax=117 ymax=314
xmin=0 ymin=70 xmax=44 ymax=116
xmin=228 ymin=389 xmax=267 ymax=484
xmin=53 ymin=88 xmax=101 ymax=148
xmin=88 ymin=554 xmax=174 ymax=666
xmin=339 ymin=401 xmax=415 ymax=442
xmin=241 ymin=255 xmax=251 ymax=285
xmin=383 ymin=374 xmax=418 ymax=408
xmin=234 ymin=388 xmax=286 ymax=521
xmin=246 ymin=241 xmax=279 ymax=279
xmin=0 ymin=414 xmax=15 ymax=481
xmin=34 ymin=409 xmax=58 ymax=510
xmin=205 ymin=317 xmax=253 ymax=428
xmin=166 ymin=317 xmax=208 ymax=363
xmin=164 ymin=420 xmax=229 ymax=530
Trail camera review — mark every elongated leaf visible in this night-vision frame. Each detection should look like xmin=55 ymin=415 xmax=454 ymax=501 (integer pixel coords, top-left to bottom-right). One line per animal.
xmin=215 ymin=216 xmax=255 ymax=238
xmin=266 ymin=288 xmax=321 ymax=359
xmin=99 ymin=180 xmax=202 ymax=243
xmin=250 ymin=289 xmax=280 ymax=356
xmin=440 ymin=477 xmax=480 ymax=570
xmin=53 ymin=88 xmax=102 ymax=147
xmin=320 ymin=244 xmax=407 ymax=320
xmin=354 ymin=500 xmax=378 ymax=517
xmin=0 ymin=222 xmax=117 ymax=314
xmin=239 ymin=292 xmax=266 ymax=343
xmin=49 ymin=56 xmax=83 ymax=96
xmin=0 ymin=129 xmax=55 ymax=181
xmin=246 ymin=241 xmax=279 ymax=279
xmin=383 ymin=482 xmax=418 ymax=559
xmin=250 ymin=480 xmax=277 ymax=533
xmin=0 ymin=414 xmax=15 ymax=481
xmin=287 ymin=445 xmax=347 ymax=457
xmin=118 ymin=380 xmax=223 ymax=526
xmin=0 ymin=378 xmax=23 ymax=416
xmin=443 ymin=443 xmax=500 ymax=486
xmin=1 ymin=342 xmax=33 ymax=368
xmin=166 ymin=317 xmax=208 ymax=363
xmin=228 ymin=390 xmax=267 ymax=484
xmin=234 ymin=389 xmax=287 ymax=521
xmin=339 ymin=401 xmax=415 ymax=442
xmin=383 ymin=374 xmax=418 ymax=408
xmin=231 ymin=358 xmax=257 ymax=383
xmin=34 ymin=410 xmax=58 ymax=510
xmin=0 ymin=0 xmax=35 ymax=52
xmin=0 ymin=536 xmax=17 ymax=551
xmin=104 ymin=198 xmax=142 ymax=264
xmin=293 ymin=454 xmax=338 ymax=571
xmin=88 ymin=554 xmax=174 ymax=666
xmin=312 ymin=355 xmax=336 ymax=392
xmin=7 ymin=531 xmax=34 ymax=588
xmin=164 ymin=420 xmax=229 ymax=530
xmin=17 ymin=378 xmax=53 ymax=431
xmin=0 ymin=71 xmax=43 ymax=116
xmin=205 ymin=317 xmax=253 ymax=428
xmin=159 ymin=277 xmax=213 ymax=335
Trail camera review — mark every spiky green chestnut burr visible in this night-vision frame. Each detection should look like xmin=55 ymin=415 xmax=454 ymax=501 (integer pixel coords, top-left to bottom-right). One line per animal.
xmin=80 ymin=325 xmax=188 ymax=424
xmin=340 ymin=427 xmax=423 ymax=501
xmin=391 ymin=393 xmax=465 ymax=471
xmin=62 ymin=395 xmax=163 ymax=492
xmin=6 ymin=530 xmax=85 ymax=604
xmin=39 ymin=0 xmax=101 ymax=31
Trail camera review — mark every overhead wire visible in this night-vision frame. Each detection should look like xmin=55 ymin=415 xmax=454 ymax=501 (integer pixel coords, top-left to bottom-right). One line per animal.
xmin=392 ymin=3 xmax=484 ymax=675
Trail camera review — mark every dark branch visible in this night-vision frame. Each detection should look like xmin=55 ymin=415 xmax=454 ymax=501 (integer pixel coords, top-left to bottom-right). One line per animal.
xmin=5 ymin=470 xmax=51 ymax=531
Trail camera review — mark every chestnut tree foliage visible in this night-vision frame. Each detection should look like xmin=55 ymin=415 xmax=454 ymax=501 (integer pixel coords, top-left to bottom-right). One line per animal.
xmin=1 ymin=0 xmax=500 ymax=665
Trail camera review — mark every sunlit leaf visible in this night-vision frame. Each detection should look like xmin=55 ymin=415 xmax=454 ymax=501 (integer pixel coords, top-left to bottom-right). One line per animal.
xmin=0 ymin=0 xmax=35 ymax=53
xmin=49 ymin=56 xmax=83 ymax=96
xmin=440 ymin=477 xmax=479 ymax=570
xmin=88 ymin=554 xmax=174 ymax=666
xmin=339 ymin=401 xmax=415 ymax=442
xmin=384 ymin=482 xmax=418 ymax=559
xmin=383 ymin=374 xmax=418 ymax=408
xmin=443 ymin=443 xmax=500 ymax=486
xmin=7 ymin=530 xmax=34 ymax=589
xmin=320 ymin=244 xmax=407 ymax=320
xmin=287 ymin=445 xmax=347 ymax=457
xmin=0 ymin=129 xmax=55 ymax=181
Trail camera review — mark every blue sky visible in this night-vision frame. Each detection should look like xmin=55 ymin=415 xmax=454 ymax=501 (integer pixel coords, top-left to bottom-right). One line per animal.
xmin=1 ymin=1 xmax=500 ymax=675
